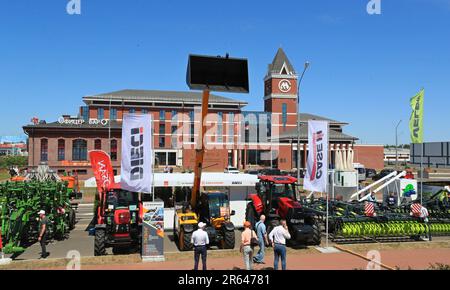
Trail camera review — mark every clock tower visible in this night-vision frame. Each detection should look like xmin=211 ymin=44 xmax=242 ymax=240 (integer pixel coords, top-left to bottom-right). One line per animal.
xmin=264 ymin=48 xmax=298 ymax=130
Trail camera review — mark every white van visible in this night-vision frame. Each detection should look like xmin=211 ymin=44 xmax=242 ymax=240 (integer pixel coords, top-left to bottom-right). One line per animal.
xmin=353 ymin=163 xmax=366 ymax=182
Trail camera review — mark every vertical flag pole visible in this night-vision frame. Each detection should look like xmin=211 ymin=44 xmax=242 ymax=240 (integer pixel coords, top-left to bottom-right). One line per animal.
xmin=421 ymin=142 xmax=424 ymax=204
xmin=325 ymin=121 xmax=330 ymax=249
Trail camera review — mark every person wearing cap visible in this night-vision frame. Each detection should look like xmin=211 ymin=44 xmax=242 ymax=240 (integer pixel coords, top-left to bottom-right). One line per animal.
xmin=240 ymin=221 xmax=258 ymax=270
xmin=38 ymin=210 xmax=49 ymax=259
xmin=191 ymin=222 xmax=209 ymax=270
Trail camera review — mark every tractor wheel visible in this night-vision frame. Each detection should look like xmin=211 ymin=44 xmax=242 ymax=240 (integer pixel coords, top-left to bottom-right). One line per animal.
xmin=68 ymin=209 xmax=76 ymax=230
xmin=305 ymin=217 xmax=321 ymax=246
xmin=94 ymin=228 xmax=106 ymax=256
xmin=245 ymin=203 xmax=256 ymax=226
xmin=179 ymin=227 xmax=193 ymax=251
xmin=221 ymin=229 xmax=235 ymax=249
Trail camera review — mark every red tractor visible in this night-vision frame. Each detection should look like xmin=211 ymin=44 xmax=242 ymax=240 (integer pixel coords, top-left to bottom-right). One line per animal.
xmin=245 ymin=175 xmax=321 ymax=246
xmin=94 ymin=183 xmax=142 ymax=256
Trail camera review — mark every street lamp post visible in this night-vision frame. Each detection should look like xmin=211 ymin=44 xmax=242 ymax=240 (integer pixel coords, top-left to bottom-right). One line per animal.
xmin=296 ymin=61 xmax=310 ymax=189
xmin=395 ymin=120 xmax=402 ymax=169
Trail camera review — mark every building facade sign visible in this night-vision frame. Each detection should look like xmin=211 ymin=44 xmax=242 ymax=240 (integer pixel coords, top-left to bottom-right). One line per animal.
xmin=58 ymin=117 xmax=109 ymax=126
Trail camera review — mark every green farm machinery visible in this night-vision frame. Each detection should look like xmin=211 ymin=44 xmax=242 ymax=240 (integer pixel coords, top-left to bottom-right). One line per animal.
xmin=0 ymin=180 xmax=77 ymax=255
xmin=304 ymin=189 xmax=450 ymax=244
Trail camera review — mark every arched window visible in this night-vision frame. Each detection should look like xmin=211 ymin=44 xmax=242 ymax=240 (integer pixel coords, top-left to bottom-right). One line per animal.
xmin=110 ymin=139 xmax=118 ymax=161
xmin=40 ymin=139 xmax=48 ymax=161
xmin=58 ymin=139 xmax=65 ymax=161
xmin=94 ymin=139 xmax=102 ymax=150
xmin=72 ymin=139 xmax=87 ymax=161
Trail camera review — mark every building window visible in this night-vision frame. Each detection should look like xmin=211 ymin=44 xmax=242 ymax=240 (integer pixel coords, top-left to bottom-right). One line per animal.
xmin=129 ymin=108 xmax=136 ymax=114
xmin=81 ymin=106 xmax=89 ymax=121
xmin=155 ymin=151 xmax=177 ymax=166
xmin=217 ymin=112 xmax=223 ymax=142
xmin=110 ymin=108 xmax=117 ymax=120
xmin=160 ymin=110 xmax=165 ymax=121
xmin=110 ymin=140 xmax=117 ymax=161
xmin=189 ymin=110 xmax=195 ymax=142
xmin=98 ymin=108 xmax=104 ymax=119
xmin=159 ymin=137 xmax=166 ymax=148
xmin=40 ymin=139 xmax=48 ymax=162
xmin=94 ymin=139 xmax=102 ymax=150
xmin=171 ymin=125 xmax=178 ymax=148
xmin=171 ymin=110 xmax=177 ymax=121
xmin=282 ymin=103 xmax=287 ymax=128
xmin=228 ymin=113 xmax=234 ymax=143
xmin=142 ymin=109 xmax=148 ymax=114
xmin=159 ymin=123 xmax=166 ymax=147
xmin=72 ymin=139 xmax=87 ymax=161
xmin=190 ymin=123 xmax=195 ymax=143
xmin=168 ymin=152 xmax=176 ymax=165
xmin=58 ymin=139 xmax=65 ymax=161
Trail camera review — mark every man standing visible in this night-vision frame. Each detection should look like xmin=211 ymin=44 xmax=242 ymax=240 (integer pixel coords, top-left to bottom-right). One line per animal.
xmin=269 ymin=219 xmax=291 ymax=270
xmin=38 ymin=210 xmax=49 ymax=259
xmin=191 ymin=222 xmax=209 ymax=270
xmin=410 ymin=200 xmax=431 ymax=241
xmin=253 ymin=215 xmax=268 ymax=264
xmin=385 ymin=192 xmax=397 ymax=208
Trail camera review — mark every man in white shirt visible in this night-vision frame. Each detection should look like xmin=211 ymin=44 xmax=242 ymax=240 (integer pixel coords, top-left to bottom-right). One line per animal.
xmin=191 ymin=222 xmax=209 ymax=270
xmin=268 ymin=219 xmax=291 ymax=270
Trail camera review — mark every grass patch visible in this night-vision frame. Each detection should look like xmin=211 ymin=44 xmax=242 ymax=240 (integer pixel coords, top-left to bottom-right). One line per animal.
xmin=0 ymin=169 xmax=10 ymax=182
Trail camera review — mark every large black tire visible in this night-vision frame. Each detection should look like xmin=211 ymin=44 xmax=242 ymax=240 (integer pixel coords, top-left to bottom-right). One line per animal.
xmin=221 ymin=229 xmax=235 ymax=249
xmin=94 ymin=228 xmax=106 ymax=256
xmin=179 ymin=227 xmax=193 ymax=251
xmin=245 ymin=203 xmax=256 ymax=226
xmin=68 ymin=209 xmax=76 ymax=230
xmin=305 ymin=217 xmax=321 ymax=246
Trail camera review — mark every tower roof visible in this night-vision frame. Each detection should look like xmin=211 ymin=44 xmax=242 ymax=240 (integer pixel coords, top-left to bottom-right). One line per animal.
xmin=268 ymin=48 xmax=296 ymax=75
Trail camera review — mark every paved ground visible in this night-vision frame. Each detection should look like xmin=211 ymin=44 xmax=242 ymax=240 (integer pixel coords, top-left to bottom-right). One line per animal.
xmin=4 ymin=202 xmax=450 ymax=270
xmin=7 ymin=203 xmax=95 ymax=260
xmin=7 ymin=203 xmax=242 ymax=260
xmin=39 ymin=247 xmax=450 ymax=270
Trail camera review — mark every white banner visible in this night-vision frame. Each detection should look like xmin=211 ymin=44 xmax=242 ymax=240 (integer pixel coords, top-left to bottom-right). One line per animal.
xmin=304 ymin=120 xmax=328 ymax=193
xmin=121 ymin=114 xmax=153 ymax=193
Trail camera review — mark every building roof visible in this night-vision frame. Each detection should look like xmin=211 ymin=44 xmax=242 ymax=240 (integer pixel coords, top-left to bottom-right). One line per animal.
xmin=23 ymin=120 xmax=122 ymax=130
xmin=268 ymin=48 xmax=296 ymax=75
xmin=83 ymin=89 xmax=247 ymax=106
xmin=242 ymin=111 xmax=348 ymax=125
xmin=273 ymin=124 xmax=358 ymax=142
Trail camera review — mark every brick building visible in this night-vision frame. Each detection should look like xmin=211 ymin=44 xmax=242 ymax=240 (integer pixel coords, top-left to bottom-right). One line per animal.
xmin=23 ymin=49 xmax=380 ymax=179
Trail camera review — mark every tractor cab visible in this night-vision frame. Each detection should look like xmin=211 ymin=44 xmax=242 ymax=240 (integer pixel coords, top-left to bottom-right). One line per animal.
xmin=256 ymin=175 xmax=301 ymax=217
xmin=202 ymin=192 xmax=234 ymax=227
xmin=94 ymin=184 xmax=141 ymax=256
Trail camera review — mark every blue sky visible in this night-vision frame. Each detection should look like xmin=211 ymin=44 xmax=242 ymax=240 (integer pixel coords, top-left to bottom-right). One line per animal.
xmin=0 ymin=0 xmax=449 ymax=144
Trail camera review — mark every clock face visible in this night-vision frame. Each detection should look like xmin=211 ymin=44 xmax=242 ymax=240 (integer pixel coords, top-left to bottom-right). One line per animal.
xmin=278 ymin=79 xmax=292 ymax=93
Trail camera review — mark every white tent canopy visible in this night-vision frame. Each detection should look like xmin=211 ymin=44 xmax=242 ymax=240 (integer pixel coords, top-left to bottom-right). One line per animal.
xmin=84 ymin=173 xmax=259 ymax=188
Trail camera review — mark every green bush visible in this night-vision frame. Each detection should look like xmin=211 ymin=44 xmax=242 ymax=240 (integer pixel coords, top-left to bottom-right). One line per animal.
xmin=0 ymin=155 xmax=28 ymax=169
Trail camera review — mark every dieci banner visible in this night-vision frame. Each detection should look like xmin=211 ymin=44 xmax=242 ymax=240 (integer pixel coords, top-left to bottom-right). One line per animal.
xmin=141 ymin=201 xmax=164 ymax=261
xmin=121 ymin=114 xmax=153 ymax=193
xmin=304 ymin=120 xmax=329 ymax=193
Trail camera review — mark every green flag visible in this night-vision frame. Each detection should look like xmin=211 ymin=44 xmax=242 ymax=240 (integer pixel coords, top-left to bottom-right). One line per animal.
xmin=409 ymin=89 xmax=424 ymax=144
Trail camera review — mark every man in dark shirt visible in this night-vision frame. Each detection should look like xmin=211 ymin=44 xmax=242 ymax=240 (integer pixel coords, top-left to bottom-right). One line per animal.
xmin=385 ymin=192 xmax=397 ymax=207
xmin=38 ymin=210 xmax=49 ymax=259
